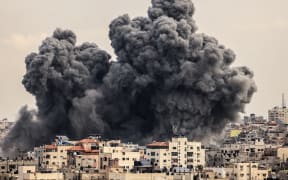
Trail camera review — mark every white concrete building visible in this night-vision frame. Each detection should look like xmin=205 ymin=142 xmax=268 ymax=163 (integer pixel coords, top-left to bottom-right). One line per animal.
xmin=169 ymin=137 xmax=205 ymax=170
xmin=145 ymin=136 xmax=205 ymax=171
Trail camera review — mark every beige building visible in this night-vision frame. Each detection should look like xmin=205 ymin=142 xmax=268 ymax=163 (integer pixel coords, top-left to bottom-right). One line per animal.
xmin=67 ymin=138 xmax=100 ymax=169
xmin=169 ymin=137 xmax=205 ymax=170
xmin=146 ymin=142 xmax=171 ymax=170
xmin=102 ymin=140 xmax=141 ymax=171
xmin=108 ymin=172 xmax=196 ymax=180
xmin=233 ymin=162 xmax=269 ymax=180
xmin=277 ymin=147 xmax=288 ymax=162
xmin=74 ymin=153 xmax=99 ymax=169
xmin=204 ymin=167 xmax=233 ymax=179
xmin=145 ymin=137 xmax=205 ymax=171
xmin=268 ymin=106 xmax=288 ymax=124
xmin=41 ymin=144 xmax=72 ymax=171
xmin=18 ymin=166 xmax=64 ymax=180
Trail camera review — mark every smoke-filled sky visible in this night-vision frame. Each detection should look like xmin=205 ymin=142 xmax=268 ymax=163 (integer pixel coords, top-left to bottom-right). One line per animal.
xmin=0 ymin=0 xmax=288 ymax=122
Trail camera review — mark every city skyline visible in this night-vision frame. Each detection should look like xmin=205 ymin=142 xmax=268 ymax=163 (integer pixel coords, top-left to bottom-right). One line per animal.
xmin=1 ymin=0 xmax=288 ymax=121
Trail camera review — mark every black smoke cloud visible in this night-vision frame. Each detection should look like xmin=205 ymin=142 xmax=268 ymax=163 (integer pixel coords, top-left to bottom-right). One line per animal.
xmin=2 ymin=0 xmax=256 ymax=155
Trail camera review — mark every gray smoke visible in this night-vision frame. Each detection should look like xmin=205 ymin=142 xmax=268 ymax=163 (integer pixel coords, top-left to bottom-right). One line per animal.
xmin=2 ymin=0 xmax=256 ymax=156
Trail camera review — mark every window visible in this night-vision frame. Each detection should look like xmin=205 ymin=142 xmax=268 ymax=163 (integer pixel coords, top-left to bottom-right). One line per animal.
xmin=173 ymin=147 xmax=177 ymax=150
xmin=171 ymin=152 xmax=178 ymax=156
xmin=187 ymin=152 xmax=193 ymax=157
xmin=151 ymin=152 xmax=155 ymax=156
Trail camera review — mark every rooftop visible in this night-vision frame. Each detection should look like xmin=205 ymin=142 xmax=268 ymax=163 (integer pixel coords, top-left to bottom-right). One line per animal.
xmin=146 ymin=142 xmax=168 ymax=147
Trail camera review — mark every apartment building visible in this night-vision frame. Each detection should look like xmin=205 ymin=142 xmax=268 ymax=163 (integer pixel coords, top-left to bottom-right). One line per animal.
xmin=145 ymin=136 xmax=205 ymax=171
xmin=67 ymin=138 xmax=100 ymax=169
xmin=169 ymin=137 xmax=205 ymax=170
xmin=268 ymin=106 xmax=288 ymax=125
xmin=102 ymin=140 xmax=141 ymax=171
xmin=233 ymin=162 xmax=269 ymax=180
xmin=41 ymin=144 xmax=72 ymax=171
xmin=146 ymin=141 xmax=171 ymax=170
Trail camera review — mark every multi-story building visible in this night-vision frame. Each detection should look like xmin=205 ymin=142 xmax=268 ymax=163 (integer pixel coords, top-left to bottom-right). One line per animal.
xmin=145 ymin=136 xmax=205 ymax=171
xmin=233 ymin=162 xmax=269 ymax=180
xmin=41 ymin=144 xmax=72 ymax=171
xmin=146 ymin=141 xmax=170 ymax=170
xmin=38 ymin=136 xmax=73 ymax=171
xmin=244 ymin=114 xmax=266 ymax=124
xmin=268 ymin=106 xmax=288 ymax=125
xmin=169 ymin=136 xmax=205 ymax=170
xmin=101 ymin=140 xmax=141 ymax=171
xmin=67 ymin=138 xmax=100 ymax=170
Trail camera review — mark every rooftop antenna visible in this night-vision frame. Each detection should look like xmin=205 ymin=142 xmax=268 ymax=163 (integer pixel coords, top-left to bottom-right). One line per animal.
xmin=282 ymin=93 xmax=286 ymax=108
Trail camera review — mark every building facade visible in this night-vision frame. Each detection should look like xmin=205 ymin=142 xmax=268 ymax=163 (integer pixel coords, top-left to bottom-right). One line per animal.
xmin=268 ymin=106 xmax=288 ymax=124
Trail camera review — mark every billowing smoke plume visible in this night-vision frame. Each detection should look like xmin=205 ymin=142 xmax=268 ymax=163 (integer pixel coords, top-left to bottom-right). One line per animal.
xmin=2 ymin=0 xmax=256 ymax=155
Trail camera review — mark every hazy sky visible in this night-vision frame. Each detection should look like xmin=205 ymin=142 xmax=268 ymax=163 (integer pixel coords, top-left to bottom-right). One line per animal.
xmin=1 ymin=0 xmax=288 ymax=121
